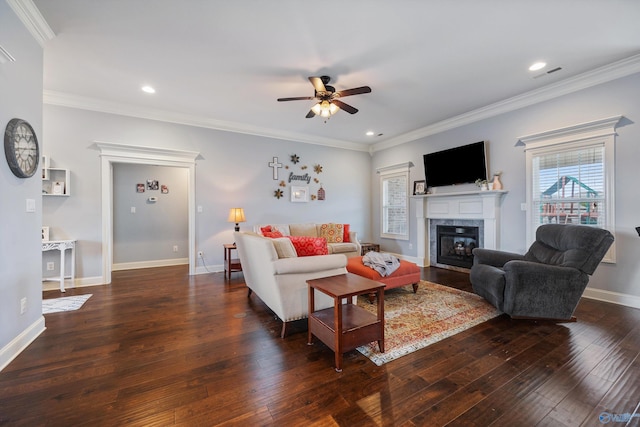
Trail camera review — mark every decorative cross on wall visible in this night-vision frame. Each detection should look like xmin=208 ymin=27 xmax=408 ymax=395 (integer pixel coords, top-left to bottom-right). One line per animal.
xmin=268 ymin=156 xmax=283 ymax=180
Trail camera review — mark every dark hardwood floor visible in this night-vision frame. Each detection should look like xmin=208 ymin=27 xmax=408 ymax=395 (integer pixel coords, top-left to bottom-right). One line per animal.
xmin=1 ymin=265 xmax=639 ymax=426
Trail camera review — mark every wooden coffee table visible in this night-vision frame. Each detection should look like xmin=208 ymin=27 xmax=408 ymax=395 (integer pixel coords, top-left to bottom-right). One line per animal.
xmin=307 ymin=273 xmax=385 ymax=372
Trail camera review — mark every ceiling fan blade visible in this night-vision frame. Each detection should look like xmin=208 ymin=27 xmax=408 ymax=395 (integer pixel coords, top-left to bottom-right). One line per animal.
xmin=305 ymin=109 xmax=316 ymax=118
xmin=332 ymin=99 xmax=359 ymax=114
xmin=277 ymin=96 xmax=315 ymax=102
xmin=334 ymin=86 xmax=372 ymax=97
xmin=308 ymin=76 xmax=327 ymax=94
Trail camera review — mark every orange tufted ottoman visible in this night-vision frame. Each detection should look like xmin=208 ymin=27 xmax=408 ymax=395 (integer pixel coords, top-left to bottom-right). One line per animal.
xmin=346 ymin=256 xmax=421 ymax=302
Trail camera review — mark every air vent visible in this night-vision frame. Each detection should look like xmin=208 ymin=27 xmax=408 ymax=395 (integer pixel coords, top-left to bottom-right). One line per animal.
xmin=532 ymin=66 xmax=563 ymax=79
xmin=0 ymin=45 xmax=16 ymax=64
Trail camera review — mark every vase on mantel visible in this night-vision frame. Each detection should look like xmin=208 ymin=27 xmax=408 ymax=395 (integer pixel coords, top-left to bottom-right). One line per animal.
xmin=492 ymin=174 xmax=503 ymax=190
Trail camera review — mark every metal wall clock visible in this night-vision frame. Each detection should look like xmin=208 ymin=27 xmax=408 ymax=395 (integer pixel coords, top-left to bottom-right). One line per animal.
xmin=4 ymin=118 xmax=40 ymax=178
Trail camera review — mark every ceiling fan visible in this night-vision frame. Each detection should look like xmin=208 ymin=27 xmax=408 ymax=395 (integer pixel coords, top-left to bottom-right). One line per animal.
xmin=277 ymin=76 xmax=371 ymax=119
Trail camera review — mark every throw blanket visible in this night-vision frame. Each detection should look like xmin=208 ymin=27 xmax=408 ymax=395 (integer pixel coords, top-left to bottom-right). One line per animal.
xmin=363 ymin=252 xmax=400 ymax=277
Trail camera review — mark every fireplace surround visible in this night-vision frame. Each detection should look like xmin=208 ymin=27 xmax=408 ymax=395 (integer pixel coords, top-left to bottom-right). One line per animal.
xmin=414 ymin=190 xmax=507 ymax=270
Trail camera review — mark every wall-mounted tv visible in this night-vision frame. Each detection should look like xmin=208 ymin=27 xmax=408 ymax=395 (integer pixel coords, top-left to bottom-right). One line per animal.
xmin=423 ymin=141 xmax=488 ymax=188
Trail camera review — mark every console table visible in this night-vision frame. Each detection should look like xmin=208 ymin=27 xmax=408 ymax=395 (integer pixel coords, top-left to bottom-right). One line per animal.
xmin=307 ymin=273 xmax=385 ymax=372
xmin=42 ymin=239 xmax=76 ymax=292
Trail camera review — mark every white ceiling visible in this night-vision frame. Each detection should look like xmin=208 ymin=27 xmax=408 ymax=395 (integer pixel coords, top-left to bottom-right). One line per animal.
xmin=25 ymin=0 xmax=640 ymax=151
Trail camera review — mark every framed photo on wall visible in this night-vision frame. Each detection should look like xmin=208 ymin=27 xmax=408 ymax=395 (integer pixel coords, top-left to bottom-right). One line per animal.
xmin=147 ymin=179 xmax=159 ymax=190
xmin=413 ymin=180 xmax=426 ymax=195
xmin=291 ymin=186 xmax=308 ymax=202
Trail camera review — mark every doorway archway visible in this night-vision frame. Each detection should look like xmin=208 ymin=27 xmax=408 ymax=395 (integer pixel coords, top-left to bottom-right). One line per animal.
xmin=97 ymin=142 xmax=199 ymax=284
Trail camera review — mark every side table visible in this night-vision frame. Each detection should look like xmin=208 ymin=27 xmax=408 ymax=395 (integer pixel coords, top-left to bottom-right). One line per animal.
xmin=223 ymin=243 xmax=242 ymax=280
xmin=307 ymin=273 xmax=385 ymax=372
xmin=42 ymin=239 xmax=76 ymax=292
xmin=360 ymin=242 xmax=380 ymax=255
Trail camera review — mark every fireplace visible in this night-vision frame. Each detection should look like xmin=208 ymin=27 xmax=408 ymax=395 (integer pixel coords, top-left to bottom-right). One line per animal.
xmin=415 ymin=190 xmax=507 ymax=269
xmin=436 ymin=225 xmax=479 ymax=269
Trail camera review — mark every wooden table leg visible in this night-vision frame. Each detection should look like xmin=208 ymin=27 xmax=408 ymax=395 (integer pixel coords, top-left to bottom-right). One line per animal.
xmin=307 ymin=286 xmax=315 ymax=345
xmin=334 ymin=297 xmax=343 ymax=372
xmin=377 ymin=287 xmax=384 ymax=352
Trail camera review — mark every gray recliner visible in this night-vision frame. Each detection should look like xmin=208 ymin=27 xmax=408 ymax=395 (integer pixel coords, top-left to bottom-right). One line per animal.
xmin=470 ymin=224 xmax=614 ymax=320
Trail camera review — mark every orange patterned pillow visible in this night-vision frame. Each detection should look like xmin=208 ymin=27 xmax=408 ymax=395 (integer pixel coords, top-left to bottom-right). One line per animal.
xmin=288 ymin=236 xmax=328 ymax=257
xmin=263 ymin=230 xmax=284 ymax=238
xmin=319 ymin=223 xmax=344 ymax=243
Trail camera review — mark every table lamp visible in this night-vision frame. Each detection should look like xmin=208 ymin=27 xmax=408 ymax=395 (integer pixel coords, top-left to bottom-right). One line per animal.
xmin=227 ymin=207 xmax=246 ymax=232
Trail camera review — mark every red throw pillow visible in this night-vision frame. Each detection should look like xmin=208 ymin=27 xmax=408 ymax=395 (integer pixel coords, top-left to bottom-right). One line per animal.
xmin=288 ymin=236 xmax=328 ymax=257
xmin=263 ymin=230 xmax=283 ymax=238
xmin=260 ymin=225 xmax=272 ymax=234
xmin=343 ymin=224 xmax=350 ymax=243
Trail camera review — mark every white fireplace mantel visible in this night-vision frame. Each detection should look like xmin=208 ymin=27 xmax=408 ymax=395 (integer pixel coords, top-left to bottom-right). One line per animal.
xmin=413 ymin=190 xmax=507 ymax=267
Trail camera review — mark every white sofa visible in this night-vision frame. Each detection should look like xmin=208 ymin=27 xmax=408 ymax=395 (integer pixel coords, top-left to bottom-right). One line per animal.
xmin=234 ymin=231 xmax=348 ymax=338
xmin=253 ymin=223 xmax=361 ymax=258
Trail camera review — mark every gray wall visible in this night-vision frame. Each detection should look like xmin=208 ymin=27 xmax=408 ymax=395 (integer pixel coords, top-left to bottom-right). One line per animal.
xmin=41 ymin=105 xmax=372 ymax=279
xmin=372 ymin=72 xmax=640 ymax=301
xmin=0 ymin=4 xmax=44 ymax=364
xmin=113 ymin=163 xmax=189 ymax=265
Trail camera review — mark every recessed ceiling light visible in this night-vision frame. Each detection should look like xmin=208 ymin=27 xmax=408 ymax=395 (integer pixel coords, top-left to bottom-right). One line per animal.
xmin=366 ymin=131 xmax=375 ymax=136
xmin=529 ymin=62 xmax=547 ymax=71
xmin=141 ymin=85 xmax=156 ymax=94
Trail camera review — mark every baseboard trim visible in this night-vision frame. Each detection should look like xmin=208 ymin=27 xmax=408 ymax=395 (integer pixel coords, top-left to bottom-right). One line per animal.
xmin=582 ymin=287 xmax=640 ymax=310
xmin=42 ymin=275 xmax=104 ymax=291
xmin=0 ymin=316 xmax=46 ymax=372
xmin=194 ymin=264 xmax=224 ymax=275
xmin=112 ymin=258 xmax=188 ymax=271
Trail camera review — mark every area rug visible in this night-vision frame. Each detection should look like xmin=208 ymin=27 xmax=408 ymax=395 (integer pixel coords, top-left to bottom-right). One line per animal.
xmin=356 ymin=281 xmax=501 ymax=365
xmin=42 ymin=294 xmax=92 ymax=314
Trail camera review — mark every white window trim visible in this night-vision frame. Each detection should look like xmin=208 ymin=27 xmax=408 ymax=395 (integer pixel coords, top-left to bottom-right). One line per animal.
xmin=377 ymin=162 xmax=413 ymax=240
xmin=519 ymin=115 xmax=622 ymax=263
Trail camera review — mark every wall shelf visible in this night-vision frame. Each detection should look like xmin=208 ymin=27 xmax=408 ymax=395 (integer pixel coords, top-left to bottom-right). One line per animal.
xmin=42 ymin=167 xmax=70 ymax=196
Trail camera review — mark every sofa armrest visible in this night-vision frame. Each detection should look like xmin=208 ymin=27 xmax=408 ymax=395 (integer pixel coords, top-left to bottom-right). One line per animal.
xmin=472 ymin=248 xmax=524 ymax=268
xmin=349 ymin=231 xmax=361 ymax=253
xmin=273 ymin=254 xmax=347 ymax=275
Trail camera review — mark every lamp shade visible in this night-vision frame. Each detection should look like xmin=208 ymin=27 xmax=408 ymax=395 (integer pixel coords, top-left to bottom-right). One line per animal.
xmin=227 ymin=208 xmax=246 ymax=223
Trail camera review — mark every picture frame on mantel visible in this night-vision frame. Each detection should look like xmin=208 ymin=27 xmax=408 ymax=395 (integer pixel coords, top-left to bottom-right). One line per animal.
xmin=413 ymin=180 xmax=426 ymax=195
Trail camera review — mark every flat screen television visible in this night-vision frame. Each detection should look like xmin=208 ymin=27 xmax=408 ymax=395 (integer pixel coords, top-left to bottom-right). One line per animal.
xmin=423 ymin=141 xmax=488 ymax=188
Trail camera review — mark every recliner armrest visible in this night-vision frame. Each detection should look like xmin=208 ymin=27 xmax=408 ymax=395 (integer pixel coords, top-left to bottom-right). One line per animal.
xmin=472 ymin=248 xmax=524 ymax=268
xmin=273 ymin=254 xmax=347 ymax=275
xmin=502 ymin=260 xmax=589 ymax=319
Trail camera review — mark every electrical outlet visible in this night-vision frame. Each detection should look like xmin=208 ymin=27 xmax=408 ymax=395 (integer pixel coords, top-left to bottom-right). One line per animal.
xmin=409 ymin=243 xmax=413 ymax=250
xmin=47 ymin=261 xmax=55 ymax=271
xmin=198 ymin=251 xmax=203 ymax=257
xmin=173 ymin=245 xmax=178 ymax=252
xmin=20 ymin=297 xmax=27 ymax=314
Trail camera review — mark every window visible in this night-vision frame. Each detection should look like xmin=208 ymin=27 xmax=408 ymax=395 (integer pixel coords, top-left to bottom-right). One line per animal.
xmin=521 ymin=116 xmax=620 ymax=262
xmin=378 ymin=162 xmax=413 ymax=240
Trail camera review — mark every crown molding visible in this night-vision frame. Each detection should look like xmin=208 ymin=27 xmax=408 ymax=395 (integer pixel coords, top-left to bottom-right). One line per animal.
xmin=6 ymin=0 xmax=55 ymax=47
xmin=43 ymin=53 xmax=640 ymax=154
xmin=43 ymin=90 xmax=370 ymax=152
xmin=371 ymin=54 xmax=640 ymax=153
